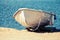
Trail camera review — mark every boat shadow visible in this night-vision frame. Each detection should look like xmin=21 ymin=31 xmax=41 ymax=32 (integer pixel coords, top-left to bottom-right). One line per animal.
xmin=34 ymin=27 xmax=60 ymax=33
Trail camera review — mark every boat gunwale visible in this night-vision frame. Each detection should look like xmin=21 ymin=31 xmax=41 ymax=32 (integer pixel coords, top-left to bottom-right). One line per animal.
xmin=13 ymin=8 xmax=55 ymax=18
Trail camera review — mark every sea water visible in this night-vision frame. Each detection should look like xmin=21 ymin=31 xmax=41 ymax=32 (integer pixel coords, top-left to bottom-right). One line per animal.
xmin=0 ymin=0 xmax=60 ymax=30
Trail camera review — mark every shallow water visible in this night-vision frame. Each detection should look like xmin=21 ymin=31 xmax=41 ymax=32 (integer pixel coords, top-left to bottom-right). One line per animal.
xmin=0 ymin=0 xmax=60 ymax=30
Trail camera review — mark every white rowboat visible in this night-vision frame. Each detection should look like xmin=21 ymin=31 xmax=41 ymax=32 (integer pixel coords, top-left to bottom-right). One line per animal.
xmin=13 ymin=8 xmax=56 ymax=31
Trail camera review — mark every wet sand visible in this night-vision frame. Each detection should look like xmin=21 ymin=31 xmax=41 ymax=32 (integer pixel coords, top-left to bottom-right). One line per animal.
xmin=0 ymin=27 xmax=60 ymax=40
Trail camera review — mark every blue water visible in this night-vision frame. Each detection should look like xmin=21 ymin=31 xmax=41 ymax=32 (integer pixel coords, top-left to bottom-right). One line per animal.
xmin=0 ymin=0 xmax=60 ymax=30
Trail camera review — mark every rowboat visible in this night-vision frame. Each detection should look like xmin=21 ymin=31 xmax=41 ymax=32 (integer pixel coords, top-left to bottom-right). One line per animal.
xmin=13 ymin=8 xmax=56 ymax=32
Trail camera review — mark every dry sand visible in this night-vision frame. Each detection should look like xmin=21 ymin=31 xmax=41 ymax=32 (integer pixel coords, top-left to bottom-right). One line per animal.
xmin=0 ymin=27 xmax=60 ymax=40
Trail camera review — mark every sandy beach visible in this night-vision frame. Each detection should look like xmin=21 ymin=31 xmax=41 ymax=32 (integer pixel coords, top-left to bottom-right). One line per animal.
xmin=0 ymin=27 xmax=60 ymax=40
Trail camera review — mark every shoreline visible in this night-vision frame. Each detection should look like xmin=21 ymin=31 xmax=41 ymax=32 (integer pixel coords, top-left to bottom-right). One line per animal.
xmin=0 ymin=27 xmax=60 ymax=40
